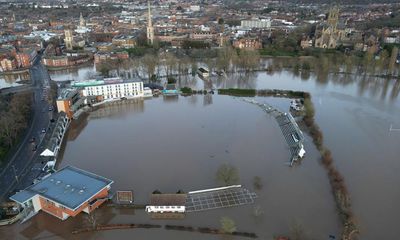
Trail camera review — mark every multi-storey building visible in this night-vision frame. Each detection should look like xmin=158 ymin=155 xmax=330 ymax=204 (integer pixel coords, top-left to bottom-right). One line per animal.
xmin=112 ymin=35 xmax=137 ymax=48
xmin=73 ymin=77 xmax=144 ymax=100
xmin=233 ymin=37 xmax=262 ymax=50
xmin=94 ymin=51 xmax=129 ymax=64
xmin=241 ymin=19 xmax=271 ymax=29
xmin=0 ymin=57 xmax=17 ymax=72
xmin=56 ymin=88 xmax=84 ymax=119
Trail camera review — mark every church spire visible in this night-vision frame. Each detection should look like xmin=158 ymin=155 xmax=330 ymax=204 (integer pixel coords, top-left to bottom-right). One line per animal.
xmin=80 ymin=12 xmax=85 ymax=27
xmin=146 ymin=1 xmax=154 ymax=45
xmin=147 ymin=1 xmax=152 ymax=27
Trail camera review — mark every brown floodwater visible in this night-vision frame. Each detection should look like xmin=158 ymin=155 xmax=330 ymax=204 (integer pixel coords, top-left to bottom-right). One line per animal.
xmin=0 ymin=73 xmax=30 ymax=89
xmin=1 ymin=64 xmax=399 ymax=240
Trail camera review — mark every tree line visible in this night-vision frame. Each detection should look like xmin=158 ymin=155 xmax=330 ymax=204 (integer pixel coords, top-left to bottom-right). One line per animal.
xmin=96 ymin=47 xmax=261 ymax=81
xmin=0 ymin=93 xmax=32 ymax=164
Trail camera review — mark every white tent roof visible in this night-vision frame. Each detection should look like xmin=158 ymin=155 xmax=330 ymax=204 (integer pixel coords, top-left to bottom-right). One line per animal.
xmin=40 ymin=149 xmax=55 ymax=157
xmin=298 ymin=146 xmax=306 ymax=158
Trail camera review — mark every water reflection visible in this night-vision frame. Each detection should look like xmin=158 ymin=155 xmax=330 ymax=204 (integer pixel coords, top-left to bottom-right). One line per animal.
xmin=89 ymin=98 xmax=144 ymax=119
xmin=49 ymin=59 xmax=399 ymax=104
xmin=203 ymin=94 xmax=213 ymax=106
xmin=162 ymin=95 xmax=179 ymax=103
xmin=38 ymin=60 xmax=400 ymax=240
xmin=0 ymin=72 xmax=30 ymax=88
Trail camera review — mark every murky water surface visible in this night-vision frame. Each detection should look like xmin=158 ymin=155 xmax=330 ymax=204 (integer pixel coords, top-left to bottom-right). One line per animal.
xmin=1 ymin=63 xmax=399 ymax=239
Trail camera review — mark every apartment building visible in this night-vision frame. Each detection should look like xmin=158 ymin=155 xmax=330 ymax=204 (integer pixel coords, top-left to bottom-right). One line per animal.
xmin=74 ymin=78 xmax=144 ymax=100
xmin=241 ymin=19 xmax=271 ymax=29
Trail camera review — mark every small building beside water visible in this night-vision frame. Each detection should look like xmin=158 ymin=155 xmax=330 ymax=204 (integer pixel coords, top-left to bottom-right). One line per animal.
xmin=10 ymin=166 xmax=113 ymax=221
xmin=162 ymin=83 xmax=179 ymax=96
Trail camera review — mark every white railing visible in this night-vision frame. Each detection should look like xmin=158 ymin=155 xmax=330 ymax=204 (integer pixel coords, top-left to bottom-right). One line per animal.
xmin=188 ymin=185 xmax=242 ymax=194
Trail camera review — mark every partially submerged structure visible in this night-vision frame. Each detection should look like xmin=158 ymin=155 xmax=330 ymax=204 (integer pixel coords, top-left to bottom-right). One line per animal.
xmin=10 ymin=166 xmax=113 ymax=222
xmin=185 ymin=185 xmax=257 ymax=212
xmin=145 ymin=185 xmax=257 ymax=217
xmin=40 ymin=112 xmax=70 ymax=161
xmin=243 ymin=98 xmax=306 ymax=166
xmin=162 ymin=83 xmax=179 ymax=96
xmin=146 ymin=194 xmax=186 ymax=213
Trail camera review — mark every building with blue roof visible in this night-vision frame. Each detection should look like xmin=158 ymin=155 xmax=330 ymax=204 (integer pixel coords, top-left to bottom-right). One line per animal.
xmin=10 ymin=166 xmax=113 ymax=221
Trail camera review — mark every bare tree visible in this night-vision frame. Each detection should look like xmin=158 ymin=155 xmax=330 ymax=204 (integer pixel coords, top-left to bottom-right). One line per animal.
xmin=140 ymin=53 xmax=159 ymax=82
xmin=97 ymin=62 xmax=113 ymax=77
xmin=0 ymin=93 xmax=31 ymax=148
xmin=220 ymin=217 xmax=236 ymax=234
xmin=216 ymin=163 xmax=240 ymax=186
xmin=253 ymin=176 xmax=263 ymax=191
xmin=290 ymin=220 xmax=307 ymax=240
xmin=216 ymin=46 xmax=238 ymax=72
xmin=376 ymin=50 xmax=389 ymax=75
xmin=163 ymin=52 xmax=178 ymax=77
xmin=237 ymin=49 xmax=260 ymax=72
xmin=85 ymin=70 xmax=97 ymax=79
xmin=389 ymin=47 xmax=399 ymax=76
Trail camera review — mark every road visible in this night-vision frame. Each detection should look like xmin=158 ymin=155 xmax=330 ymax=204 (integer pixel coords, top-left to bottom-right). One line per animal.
xmin=0 ymin=55 xmax=53 ymax=201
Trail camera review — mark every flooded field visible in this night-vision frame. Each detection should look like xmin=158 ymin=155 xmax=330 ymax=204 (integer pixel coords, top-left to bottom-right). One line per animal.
xmin=1 ymin=63 xmax=399 ymax=239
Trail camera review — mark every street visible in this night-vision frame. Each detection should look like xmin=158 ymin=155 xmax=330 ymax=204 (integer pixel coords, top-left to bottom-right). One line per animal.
xmin=0 ymin=54 xmax=53 ymax=201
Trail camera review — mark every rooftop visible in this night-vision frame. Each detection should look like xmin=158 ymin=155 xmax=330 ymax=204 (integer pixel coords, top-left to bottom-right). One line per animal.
xmin=150 ymin=194 xmax=187 ymax=206
xmin=71 ymin=77 xmax=142 ymax=87
xmin=10 ymin=166 xmax=113 ymax=210
xmin=58 ymin=88 xmax=79 ymax=100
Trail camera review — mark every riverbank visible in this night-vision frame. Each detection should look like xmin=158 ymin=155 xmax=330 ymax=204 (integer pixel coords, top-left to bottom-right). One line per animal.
xmin=0 ymin=68 xmax=30 ymax=75
xmin=72 ymin=223 xmax=257 ymax=238
xmin=45 ymin=60 xmax=94 ymax=71
xmin=301 ymin=95 xmax=358 ymax=240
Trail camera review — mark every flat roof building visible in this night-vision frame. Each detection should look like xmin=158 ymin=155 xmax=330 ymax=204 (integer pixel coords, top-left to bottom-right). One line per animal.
xmin=56 ymin=88 xmax=84 ymax=119
xmin=10 ymin=166 xmax=113 ymax=221
xmin=74 ymin=77 xmax=144 ymax=100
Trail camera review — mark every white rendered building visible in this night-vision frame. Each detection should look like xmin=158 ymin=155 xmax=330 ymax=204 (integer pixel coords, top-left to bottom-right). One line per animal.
xmin=240 ymin=19 xmax=271 ymax=29
xmin=77 ymin=78 xmax=144 ymax=100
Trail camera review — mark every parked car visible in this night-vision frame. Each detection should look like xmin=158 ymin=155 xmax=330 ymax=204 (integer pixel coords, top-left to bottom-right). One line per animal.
xmin=41 ymin=128 xmax=46 ymax=133
xmin=29 ymin=137 xmax=36 ymax=143
xmin=48 ymin=106 xmax=53 ymax=111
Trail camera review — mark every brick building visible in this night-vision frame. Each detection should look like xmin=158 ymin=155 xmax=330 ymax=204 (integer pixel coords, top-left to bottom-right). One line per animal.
xmin=233 ymin=37 xmax=262 ymax=50
xmin=10 ymin=166 xmax=113 ymax=221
